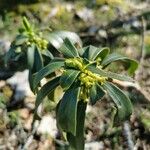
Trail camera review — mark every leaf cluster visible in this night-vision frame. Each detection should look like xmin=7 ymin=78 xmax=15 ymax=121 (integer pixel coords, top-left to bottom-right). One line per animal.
xmin=32 ymin=39 xmax=138 ymax=149
xmin=5 ymin=17 xmax=138 ymax=150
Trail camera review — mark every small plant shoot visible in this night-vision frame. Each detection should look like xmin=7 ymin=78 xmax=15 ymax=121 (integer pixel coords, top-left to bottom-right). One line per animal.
xmin=5 ymin=17 xmax=81 ymax=91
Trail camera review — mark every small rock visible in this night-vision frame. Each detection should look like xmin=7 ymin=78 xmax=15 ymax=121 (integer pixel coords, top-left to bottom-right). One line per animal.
xmin=18 ymin=108 xmax=30 ymax=119
xmin=76 ymin=8 xmax=94 ymax=22
xmin=7 ymin=131 xmax=18 ymax=147
xmin=0 ymin=80 xmax=6 ymax=88
xmin=27 ymin=139 xmax=38 ymax=150
xmin=85 ymin=141 xmax=104 ymax=150
xmin=23 ymin=115 xmax=33 ymax=131
xmin=6 ymin=70 xmax=34 ymax=101
xmin=37 ymin=115 xmax=58 ymax=138
xmin=86 ymin=105 xmax=93 ymax=113
xmin=38 ymin=139 xmax=54 ymax=150
xmin=98 ymin=29 xmax=107 ymax=38
xmin=100 ymin=5 xmax=110 ymax=12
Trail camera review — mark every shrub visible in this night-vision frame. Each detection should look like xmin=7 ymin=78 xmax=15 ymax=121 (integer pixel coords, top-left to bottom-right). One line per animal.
xmin=33 ymin=39 xmax=138 ymax=149
xmin=5 ymin=17 xmax=138 ymax=150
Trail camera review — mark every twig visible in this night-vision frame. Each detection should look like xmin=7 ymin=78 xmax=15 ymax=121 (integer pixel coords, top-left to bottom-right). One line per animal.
xmin=140 ymin=17 xmax=146 ymax=63
xmin=135 ymin=17 xmax=146 ymax=81
xmin=123 ymin=121 xmax=134 ymax=150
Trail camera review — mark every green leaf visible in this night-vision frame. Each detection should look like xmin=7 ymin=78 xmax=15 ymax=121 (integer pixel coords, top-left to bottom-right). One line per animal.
xmin=47 ymin=31 xmax=82 ymax=49
xmin=82 ymin=45 xmax=97 ymax=60
xmin=87 ymin=65 xmax=134 ymax=82
xmin=34 ymin=46 xmax=43 ymax=71
xmin=67 ymin=100 xmax=87 ymax=150
xmin=78 ymin=46 xmax=88 ymax=57
xmin=90 ymin=83 xmax=105 ymax=105
xmin=14 ymin=35 xmax=28 ymax=46
xmin=59 ymin=38 xmax=79 ymax=58
xmin=48 ymin=86 xmax=63 ymax=102
xmin=60 ymin=69 xmax=80 ymax=91
xmin=47 ymin=33 xmax=63 ymax=49
xmin=41 ymin=50 xmax=54 ymax=59
xmin=102 ymin=82 xmax=133 ymax=122
xmin=27 ymin=45 xmax=44 ymax=91
xmin=82 ymin=46 xmax=109 ymax=61
xmin=101 ymin=53 xmax=138 ymax=75
xmin=28 ymin=70 xmax=34 ymax=92
xmin=4 ymin=47 xmax=16 ymax=65
xmin=96 ymin=47 xmax=110 ymax=61
xmin=33 ymin=59 xmax=64 ymax=89
xmin=27 ymin=45 xmax=35 ymax=69
xmin=35 ymin=76 xmax=60 ymax=111
xmin=56 ymin=86 xmax=80 ymax=135
xmin=53 ymin=31 xmax=82 ymax=47
xmin=22 ymin=16 xmax=32 ymax=32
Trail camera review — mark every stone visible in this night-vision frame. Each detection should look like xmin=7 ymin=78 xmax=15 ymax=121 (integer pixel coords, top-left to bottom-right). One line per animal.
xmin=37 ymin=115 xmax=58 ymax=138
xmin=85 ymin=141 xmax=104 ymax=150
xmin=76 ymin=8 xmax=94 ymax=22
xmin=6 ymin=70 xmax=34 ymax=101
xmin=18 ymin=108 xmax=30 ymax=119
xmin=0 ymin=40 xmax=10 ymax=55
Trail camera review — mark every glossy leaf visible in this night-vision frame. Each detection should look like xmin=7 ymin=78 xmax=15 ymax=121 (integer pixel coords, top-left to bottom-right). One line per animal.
xmin=101 ymin=53 xmax=138 ymax=75
xmin=13 ymin=35 xmax=28 ymax=46
xmin=35 ymin=76 xmax=60 ymax=111
xmin=41 ymin=50 xmax=54 ymax=59
xmin=82 ymin=45 xmax=97 ymax=60
xmin=90 ymin=83 xmax=105 ymax=105
xmin=47 ymin=33 xmax=63 ymax=49
xmin=87 ymin=65 xmax=134 ymax=82
xmin=48 ymin=86 xmax=63 ymax=102
xmin=54 ymin=31 xmax=82 ymax=46
xmin=59 ymin=38 xmax=79 ymax=58
xmin=23 ymin=16 xmax=32 ymax=32
xmin=60 ymin=69 xmax=80 ymax=91
xmin=82 ymin=46 xmax=109 ymax=61
xmin=78 ymin=46 xmax=88 ymax=57
xmin=27 ymin=45 xmax=35 ymax=69
xmin=103 ymin=82 xmax=133 ymax=122
xmin=67 ymin=100 xmax=87 ymax=150
xmin=34 ymin=46 xmax=43 ymax=71
xmin=47 ymin=31 xmax=82 ymax=49
xmin=33 ymin=59 xmax=64 ymax=89
xmin=96 ymin=47 xmax=110 ymax=61
xmin=57 ymin=86 xmax=80 ymax=135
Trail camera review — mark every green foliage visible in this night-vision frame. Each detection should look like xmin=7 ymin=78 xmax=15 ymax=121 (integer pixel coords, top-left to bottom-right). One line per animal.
xmin=32 ymin=38 xmax=138 ymax=149
xmin=32 ymin=58 xmax=65 ymax=90
xmin=60 ymin=69 xmax=80 ymax=91
xmin=5 ymin=17 xmax=138 ymax=150
xmin=5 ymin=17 xmax=49 ymax=78
xmin=101 ymin=53 xmax=138 ymax=75
xmin=67 ymin=100 xmax=87 ymax=150
xmin=5 ymin=17 xmax=81 ymax=89
xmin=90 ymin=83 xmax=105 ymax=105
xmin=57 ymin=86 xmax=80 ymax=135
xmin=103 ymin=82 xmax=133 ymax=123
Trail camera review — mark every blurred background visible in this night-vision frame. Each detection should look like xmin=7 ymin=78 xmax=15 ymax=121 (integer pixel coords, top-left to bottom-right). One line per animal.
xmin=0 ymin=0 xmax=150 ymax=149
